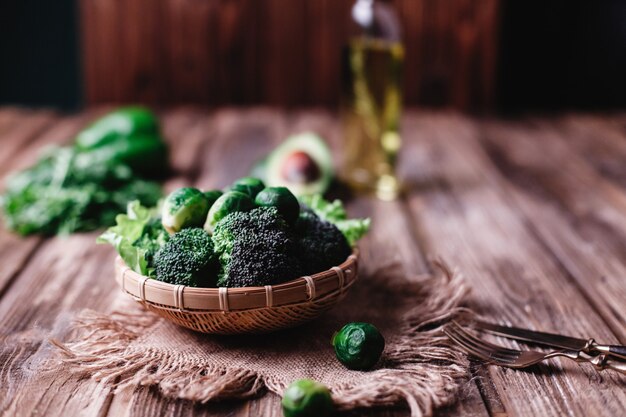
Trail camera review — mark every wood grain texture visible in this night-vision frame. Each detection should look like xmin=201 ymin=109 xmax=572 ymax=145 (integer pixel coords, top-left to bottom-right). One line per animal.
xmin=0 ymin=111 xmax=57 ymax=174
xmin=78 ymin=0 xmax=500 ymax=111
xmin=0 ymin=110 xmax=209 ymax=417
xmin=1 ymin=108 xmax=626 ymax=417
xmin=559 ymin=115 xmax=626 ymax=190
xmin=0 ymin=108 xmax=27 ymax=137
xmin=401 ymin=112 xmax=626 ymax=416
xmin=480 ymin=118 xmax=626 ymax=342
xmin=0 ymin=109 xmax=116 ymax=301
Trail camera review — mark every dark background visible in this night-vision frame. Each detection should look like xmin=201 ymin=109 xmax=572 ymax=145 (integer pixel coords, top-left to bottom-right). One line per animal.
xmin=0 ymin=0 xmax=624 ymax=113
xmin=0 ymin=0 xmax=81 ymax=109
xmin=498 ymin=0 xmax=626 ymax=112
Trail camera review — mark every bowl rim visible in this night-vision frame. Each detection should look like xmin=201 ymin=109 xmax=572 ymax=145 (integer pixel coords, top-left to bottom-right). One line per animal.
xmin=115 ymin=248 xmax=359 ymax=312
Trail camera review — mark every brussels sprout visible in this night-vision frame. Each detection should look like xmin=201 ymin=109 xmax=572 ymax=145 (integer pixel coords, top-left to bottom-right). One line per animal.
xmin=203 ymin=191 xmax=254 ymax=233
xmin=332 ymin=322 xmax=385 ymax=370
xmin=282 ymin=379 xmax=335 ymax=417
xmin=203 ymin=190 xmax=223 ymax=209
xmin=231 ymin=177 xmax=265 ymax=198
xmin=161 ymin=187 xmax=210 ymax=234
xmin=255 ymin=186 xmax=300 ymax=225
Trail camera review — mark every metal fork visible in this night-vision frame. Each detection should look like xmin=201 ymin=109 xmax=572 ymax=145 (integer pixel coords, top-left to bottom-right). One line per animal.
xmin=444 ymin=321 xmax=626 ymax=374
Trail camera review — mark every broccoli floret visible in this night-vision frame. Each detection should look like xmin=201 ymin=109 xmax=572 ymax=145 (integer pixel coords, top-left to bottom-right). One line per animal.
xmin=212 ymin=206 xmax=303 ymax=287
xmin=153 ymin=228 xmax=219 ymax=287
xmin=296 ymin=211 xmax=351 ymax=275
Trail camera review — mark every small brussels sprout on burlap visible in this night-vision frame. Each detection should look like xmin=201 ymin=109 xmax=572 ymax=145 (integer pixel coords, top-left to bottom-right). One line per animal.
xmin=282 ymin=379 xmax=335 ymax=417
xmin=332 ymin=322 xmax=385 ymax=370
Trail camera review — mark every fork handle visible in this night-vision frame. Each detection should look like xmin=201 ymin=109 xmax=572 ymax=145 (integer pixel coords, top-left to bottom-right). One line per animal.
xmin=608 ymin=345 xmax=626 ymax=361
xmin=590 ymin=341 xmax=626 ymax=361
xmin=603 ymin=360 xmax=626 ymax=375
xmin=588 ymin=354 xmax=626 ymax=375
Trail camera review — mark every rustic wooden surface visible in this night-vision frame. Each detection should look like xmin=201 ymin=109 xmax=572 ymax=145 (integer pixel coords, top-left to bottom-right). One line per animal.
xmin=78 ymin=0 xmax=499 ymax=111
xmin=1 ymin=107 xmax=626 ymax=417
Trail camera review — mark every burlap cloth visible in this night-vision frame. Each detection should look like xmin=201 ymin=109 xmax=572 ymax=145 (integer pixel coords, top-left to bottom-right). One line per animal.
xmin=52 ymin=257 xmax=471 ymax=417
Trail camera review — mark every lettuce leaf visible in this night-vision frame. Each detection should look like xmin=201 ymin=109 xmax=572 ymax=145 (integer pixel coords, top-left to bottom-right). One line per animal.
xmin=299 ymin=194 xmax=370 ymax=246
xmin=97 ymin=200 xmax=167 ymax=275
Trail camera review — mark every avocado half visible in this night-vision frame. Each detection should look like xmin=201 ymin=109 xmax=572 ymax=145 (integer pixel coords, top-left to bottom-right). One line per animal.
xmin=265 ymin=132 xmax=333 ymax=196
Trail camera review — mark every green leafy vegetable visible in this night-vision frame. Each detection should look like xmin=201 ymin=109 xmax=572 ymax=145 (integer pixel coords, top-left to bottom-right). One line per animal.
xmin=298 ymin=194 xmax=370 ymax=246
xmin=0 ymin=107 xmax=168 ymax=236
xmin=97 ymin=200 xmax=168 ymax=275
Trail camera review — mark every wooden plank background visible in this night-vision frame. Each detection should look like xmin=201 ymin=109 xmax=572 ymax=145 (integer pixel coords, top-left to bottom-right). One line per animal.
xmin=1 ymin=108 xmax=626 ymax=417
xmin=78 ymin=0 xmax=500 ymax=110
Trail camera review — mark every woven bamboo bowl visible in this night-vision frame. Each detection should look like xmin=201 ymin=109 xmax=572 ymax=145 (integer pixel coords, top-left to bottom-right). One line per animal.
xmin=114 ymin=249 xmax=359 ymax=334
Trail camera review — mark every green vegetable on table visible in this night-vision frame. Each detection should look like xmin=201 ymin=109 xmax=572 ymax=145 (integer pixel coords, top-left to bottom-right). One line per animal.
xmin=1 ymin=107 xmax=168 ymax=236
xmin=161 ymin=187 xmax=210 ymax=234
xmin=282 ymin=379 xmax=335 ymax=417
xmin=153 ymin=227 xmax=219 ymax=287
xmin=97 ymin=200 xmax=169 ymax=276
xmin=203 ymin=190 xmax=254 ymax=234
xmin=203 ymin=190 xmax=223 ymax=208
xmin=230 ymin=177 xmax=265 ymax=199
xmin=255 ymin=186 xmax=300 ymax=226
xmin=212 ymin=206 xmax=303 ymax=287
xmin=99 ymin=179 xmax=371 ymax=288
xmin=332 ymin=322 xmax=385 ymax=370
xmin=72 ymin=107 xmax=168 ymax=178
xmin=77 ymin=134 xmax=168 ymax=179
xmin=299 ymin=194 xmax=370 ymax=246
xmin=295 ymin=211 xmax=351 ymax=276
xmin=75 ymin=107 xmax=160 ymax=150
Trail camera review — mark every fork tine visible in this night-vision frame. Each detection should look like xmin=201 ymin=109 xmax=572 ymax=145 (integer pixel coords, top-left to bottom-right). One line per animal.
xmin=445 ymin=325 xmax=510 ymax=362
xmin=451 ymin=322 xmax=521 ymax=357
xmin=446 ymin=322 xmax=519 ymax=363
xmin=444 ymin=327 xmax=495 ymax=362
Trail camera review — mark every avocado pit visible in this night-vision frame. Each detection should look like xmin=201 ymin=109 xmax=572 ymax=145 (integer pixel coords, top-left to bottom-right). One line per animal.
xmin=280 ymin=151 xmax=321 ymax=184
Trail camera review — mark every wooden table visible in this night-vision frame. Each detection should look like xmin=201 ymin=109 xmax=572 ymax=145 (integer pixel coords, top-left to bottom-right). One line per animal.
xmin=1 ymin=107 xmax=625 ymax=417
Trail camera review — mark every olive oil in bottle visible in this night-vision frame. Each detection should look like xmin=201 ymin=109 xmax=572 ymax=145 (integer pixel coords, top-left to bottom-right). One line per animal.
xmin=341 ymin=0 xmax=403 ymax=200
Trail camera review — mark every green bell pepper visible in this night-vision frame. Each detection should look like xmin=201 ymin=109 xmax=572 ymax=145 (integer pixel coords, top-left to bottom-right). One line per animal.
xmin=75 ymin=106 xmax=160 ymax=151
xmin=73 ymin=107 xmax=167 ymax=177
xmin=73 ymin=135 xmax=168 ymax=178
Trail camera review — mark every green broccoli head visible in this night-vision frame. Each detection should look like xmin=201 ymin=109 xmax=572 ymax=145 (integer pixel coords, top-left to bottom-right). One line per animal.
xmin=154 ymin=227 xmax=219 ymax=287
xmin=212 ymin=206 xmax=303 ymax=287
xmin=296 ymin=211 xmax=351 ymax=275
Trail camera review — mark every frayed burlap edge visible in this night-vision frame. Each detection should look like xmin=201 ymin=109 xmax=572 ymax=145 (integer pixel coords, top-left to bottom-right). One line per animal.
xmin=50 ymin=259 xmax=470 ymax=417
